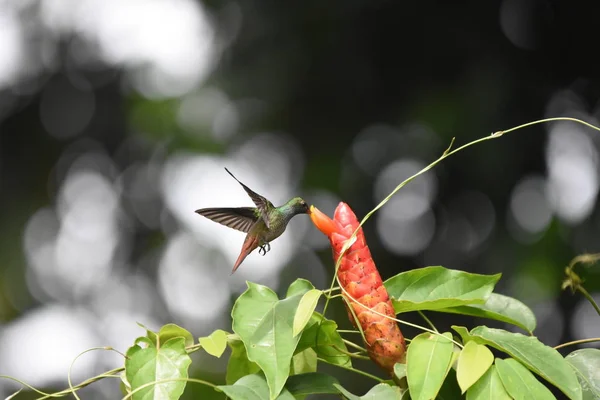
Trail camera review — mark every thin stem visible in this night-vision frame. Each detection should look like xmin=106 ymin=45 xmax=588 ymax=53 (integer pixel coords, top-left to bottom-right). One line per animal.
xmin=331 ymin=345 xmax=371 ymax=361
xmin=317 ymin=357 xmax=384 ymax=383
xmin=417 ymin=311 xmax=438 ymax=333
xmin=342 ymin=338 xmax=368 ymax=353
xmin=122 ymin=377 xmax=216 ymax=400
xmin=337 ymin=329 xmax=361 ymax=334
xmin=554 ymin=338 xmax=600 ymax=350
xmin=36 ymin=368 xmax=124 ymax=399
xmin=577 ymin=286 xmax=600 ymax=317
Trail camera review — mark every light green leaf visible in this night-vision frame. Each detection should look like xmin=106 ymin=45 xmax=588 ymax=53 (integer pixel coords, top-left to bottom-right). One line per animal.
xmin=290 ymin=348 xmax=317 ymax=375
xmin=199 ymin=329 xmax=228 ymax=358
xmin=157 ymin=323 xmax=194 ymax=348
xmin=232 ymin=282 xmax=304 ymax=400
xmin=406 ymin=332 xmax=454 ymax=400
xmin=394 ymin=363 xmax=407 ymax=381
xmin=125 ymin=337 xmax=192 ymax=400
xmin=457 ymin=341 xmax=494 ymax=393
xmin=335 ymin=383 xmax=404 ymax=399
xmin=296 ymin=312 xmax=351 ymax=367
xmin=217 ymin=373 xmax=295 ymax=400
xmin=441 ymin=293 xmax=537 ymax=333
xmin=466 ymin=365 xmax=511 ymax=400
xmin=293 ymin=289 xmax=322 ymax=337
xmin=495 ymin=358 xmax=556 ymax=400
xmin=285 ymin=372 xmax=340 ymax=397
xmin=468 ymin=326 xmax=582 ymax=400
xmin=286 ymin=279 xmax=315 ymax=298
xmin=384 ymin=266 xmax=501 ymax=313
xmin=226 ymin=338 xmax=260 ymax=385
xmin=566 ymin=348 xmax=600 ymax=400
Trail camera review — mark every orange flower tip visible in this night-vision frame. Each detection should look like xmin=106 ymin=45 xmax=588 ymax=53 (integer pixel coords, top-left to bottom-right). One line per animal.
xmin=309 ymin=205 xmax=340 ymax=237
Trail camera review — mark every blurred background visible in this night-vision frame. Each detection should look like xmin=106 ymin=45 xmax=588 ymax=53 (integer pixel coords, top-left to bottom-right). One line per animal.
xmin=1 ymin=0 xmax=599 ymax=398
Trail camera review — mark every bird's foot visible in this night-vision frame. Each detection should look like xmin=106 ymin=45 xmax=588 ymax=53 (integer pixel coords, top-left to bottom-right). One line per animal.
xmin=258 ymin=243 xmax=271 ymax=256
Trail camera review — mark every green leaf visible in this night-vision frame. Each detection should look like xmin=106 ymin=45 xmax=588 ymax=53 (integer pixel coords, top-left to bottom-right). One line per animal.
xmin=290 ymin=348 xmax=317 ymax=375
xmin=441 ymin=293 xmax=537 ymax=333
xmin=566 ymin=348 xmax=600 ymax=400
xmin=157 ymin=323 xmax=194 ymax=348
xmin=394 ymin=363 xmax=407 ymax=381
xmin=226 ymin=338 xmax=260 ymax=385
xmin=286 ymin=279 xmax=315 ymax=298
xmin=217 ymin=373 xmax=295 ymax=400
xmin=384 ymin=266 xmax=501 ymax=313
xmin=468 ymin=326 xmax=582 ymax=400
xmin=231 ymin=282 xmax=304 ymax=400
xmin=285 ymin=372 xmax=340 ymax=397
xmin=199 ymin=329 xmax=228 ymax=358
xmin=334 ymin=383 xmax=404 ymax=399
xmin=296 ymin=313 xmax=351 ymax=367
xmin=125 ymin=337 xmax=192 ymax=400
xmin=466 ymin=365 xmax=511 ymax=400
xmin=495 ymin=358 xmax=556 ymax=400
xmin=293 ymin=289 xmax=322 ymax=337
xmin=406 ymin=332 xmax=454 ymax=400
xmin=452 ymin=325 xmax=474 ymax=344
xmin=457 ymin=341 xmax=494 ymax=393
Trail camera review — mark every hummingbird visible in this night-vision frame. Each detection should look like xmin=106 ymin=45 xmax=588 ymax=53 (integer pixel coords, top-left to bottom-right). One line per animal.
xmin=195 ymin=168 xmax=310 ymax=274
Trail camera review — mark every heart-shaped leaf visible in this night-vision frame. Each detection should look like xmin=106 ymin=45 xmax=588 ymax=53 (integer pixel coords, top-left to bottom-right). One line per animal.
xmin=406 ymin=332 xmax=454 ymax=400
xmin=199 ymin=329 xmax=228 ymax=358
xmin=232 ymin=282 xmax=305 ymax=399
xmin=456 ymin=341 xmax=494 ymax=393
xmin=125 ymin=337 xmax=191 ymax=400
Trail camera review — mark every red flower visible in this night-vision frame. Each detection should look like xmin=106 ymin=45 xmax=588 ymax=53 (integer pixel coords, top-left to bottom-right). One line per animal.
xmin=310 ymin=203 xmax=406 ymax=373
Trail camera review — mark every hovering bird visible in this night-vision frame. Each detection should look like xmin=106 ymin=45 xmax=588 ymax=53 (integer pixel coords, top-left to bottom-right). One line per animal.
xmin=195 ymin=168 xmax=310 ymax=274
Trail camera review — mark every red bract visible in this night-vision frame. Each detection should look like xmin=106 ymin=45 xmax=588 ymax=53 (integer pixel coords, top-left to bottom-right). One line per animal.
xmin=310 ymin=203 xmax=406 ymax=374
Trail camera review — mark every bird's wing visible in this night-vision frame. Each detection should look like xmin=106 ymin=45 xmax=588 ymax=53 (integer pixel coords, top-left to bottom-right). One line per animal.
xmin=225 ymin=168 xmax=275 ymax=228
xmin=195 ymin=207 xmax=259 ymax=233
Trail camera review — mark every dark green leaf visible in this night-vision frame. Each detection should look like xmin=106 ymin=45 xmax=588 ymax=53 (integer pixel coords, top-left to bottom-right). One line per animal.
xmin=226 ymin=337 xmax=260 ymax=385
xmin=441 ymin=293 xmax=537 ymax=333
xmin=334 ymin=383 xmax=404 ymax=399
xmin=495 ymin=358 xmax=556 ymax=400
xmin=290 ymin=348 xmax=317 ymax=375
xmin=125 ymin=337 xmax=191 ymax=400
xmin=217 ymin=374 xmax=295 ymax=400
xmin=437 ymin=367 xmax=462 ymax=400
xmin=285 ymin=372 xmax=340 ymax=397
xmin=232 ymin=282 xmax=304 ymax=399
xmin=466 ymin=365 xmax=511 ymax=400
xmin=467 ymin=326 xmax=582 ymax=400
xmin=384 ymin=266 xmax=501 ymax=313
xmin=566 ymin=348 xmax=600 ymax=400
xmin=296 ymin=313 xmax=351 ymax=367
xmin=406 ymin=332 xmax=454 ymax=400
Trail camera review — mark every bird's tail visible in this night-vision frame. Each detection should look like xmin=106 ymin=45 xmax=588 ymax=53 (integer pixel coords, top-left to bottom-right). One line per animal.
xmin=232 ymin=234 xmax=260 ymax=274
